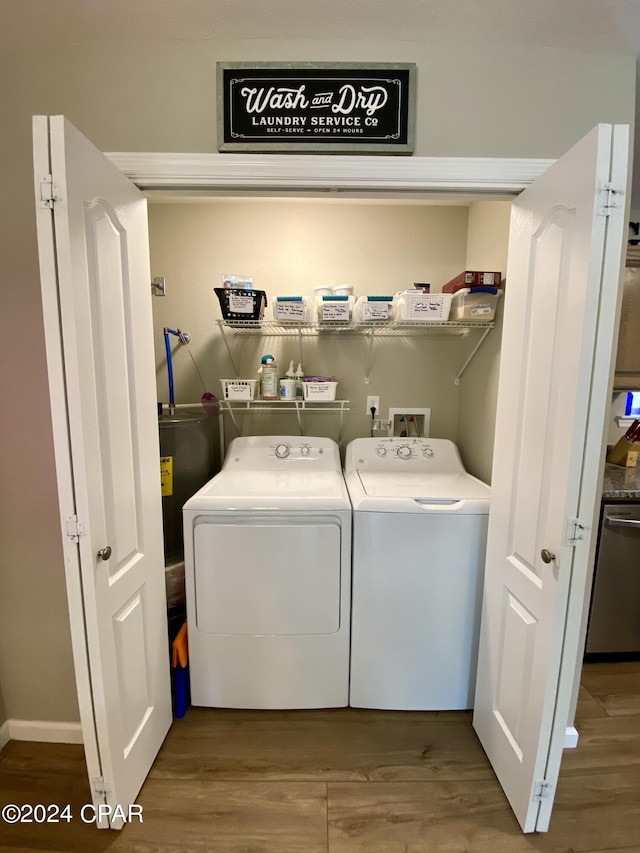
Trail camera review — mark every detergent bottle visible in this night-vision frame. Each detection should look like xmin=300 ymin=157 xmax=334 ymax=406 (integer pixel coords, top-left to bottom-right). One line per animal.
xmin=259 ymin=354 xmax=279 ymax=399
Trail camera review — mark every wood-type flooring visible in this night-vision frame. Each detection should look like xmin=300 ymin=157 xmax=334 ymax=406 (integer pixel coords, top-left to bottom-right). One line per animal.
xmin=0 ymin=662 xmax=639 ymax=852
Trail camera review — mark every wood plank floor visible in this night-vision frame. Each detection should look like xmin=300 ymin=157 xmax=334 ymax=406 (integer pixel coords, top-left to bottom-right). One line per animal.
xmin=1 ymin=662 xmax=639 ymax=852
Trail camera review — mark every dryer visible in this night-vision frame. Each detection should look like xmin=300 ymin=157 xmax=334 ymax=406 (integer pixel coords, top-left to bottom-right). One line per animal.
xmin=183 ymin=435 xmax=351 ymax=709
xmin=344 ymin=437 xmax=490 ymax=710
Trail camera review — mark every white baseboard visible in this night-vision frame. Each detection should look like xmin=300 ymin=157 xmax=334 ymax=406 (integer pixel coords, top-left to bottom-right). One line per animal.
xmin=0 ymin=720 xmax=9 ymax=751
xmin=564 ymin=726 xmax=579 ymax=749
xmin=4 ymin=720 xmax=83 ymax=744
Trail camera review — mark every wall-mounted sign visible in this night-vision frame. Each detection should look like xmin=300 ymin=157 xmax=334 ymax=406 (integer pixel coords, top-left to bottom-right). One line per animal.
xmin=217 ymin=62 xmax=416 ymax=154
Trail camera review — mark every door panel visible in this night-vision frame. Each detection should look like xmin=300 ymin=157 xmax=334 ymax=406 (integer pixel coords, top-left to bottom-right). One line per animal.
xmin=473 ymin=124 xmax=628 ymax=833
xmin=33 ymin=115 xmax=171 ymax=829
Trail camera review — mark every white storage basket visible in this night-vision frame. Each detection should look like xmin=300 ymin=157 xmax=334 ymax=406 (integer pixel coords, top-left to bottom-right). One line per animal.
xmin=220 ymin=379 xmax=258 ymax=400
xmin=302 ymin=381 xmax=338 ymax=401
xmin=272 ymin=295 xmax=313 ymax=323
xmin=393 ymin=291 xmax=452 ymax=322
xmin=353 ymin=296 xmax=394 ymax=323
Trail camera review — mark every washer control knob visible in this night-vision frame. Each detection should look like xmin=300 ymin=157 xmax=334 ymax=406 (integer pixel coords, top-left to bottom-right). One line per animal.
xmin=423 ymin=447 xmax=434 ymax=457
xmin=300 ymin=444 xmax=310 ymax=456
xmin=397 ymin=445 xmax=412 ymax=459
xmin=376 ymin=446 xmax=387 ymax=457
xmin=275 ymin=443 xmax=290 ymax=459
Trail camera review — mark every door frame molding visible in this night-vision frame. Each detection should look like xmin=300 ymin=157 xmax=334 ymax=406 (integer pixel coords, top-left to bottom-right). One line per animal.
xmin=105 ymin=152 xmax=555 ymax=196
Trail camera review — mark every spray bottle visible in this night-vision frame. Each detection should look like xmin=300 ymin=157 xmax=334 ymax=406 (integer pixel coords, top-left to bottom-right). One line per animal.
xmin=259 ymin=354 xmax=279 ymax=399
xmin=294 ymin=362 xmax=304 ymax=399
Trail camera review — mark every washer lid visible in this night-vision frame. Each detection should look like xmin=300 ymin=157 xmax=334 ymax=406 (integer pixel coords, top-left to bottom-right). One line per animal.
xmin=347 ymin=470 xmax=490 ymax=513
xmin=184 ymin=469 xmax=351 ymax=512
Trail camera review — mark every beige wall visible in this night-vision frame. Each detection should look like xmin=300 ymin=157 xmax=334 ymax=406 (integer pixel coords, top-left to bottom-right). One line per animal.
xmin=457 ymin=201 xmax=513 ymax=484
xmin=0 ymin=35 xmax=635 ymax=724
xmin=150 ymin=199 xmax=471 ymax=446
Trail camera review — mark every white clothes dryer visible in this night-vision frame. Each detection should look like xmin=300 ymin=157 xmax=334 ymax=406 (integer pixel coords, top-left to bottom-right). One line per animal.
xmin=344 ymin=437 xmax=490 ymax=711
xmin=183 ymin=435 xmax=351 ymax=709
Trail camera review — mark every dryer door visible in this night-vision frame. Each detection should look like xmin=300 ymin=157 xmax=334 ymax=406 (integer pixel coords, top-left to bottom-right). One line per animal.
xmin=194 ymin=515 xmax=342 ymax=635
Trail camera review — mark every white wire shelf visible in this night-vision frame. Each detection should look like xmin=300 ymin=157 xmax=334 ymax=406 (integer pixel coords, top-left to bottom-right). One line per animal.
xmin=216 ymin=319 xmax=494 ymax=337
xmin=215 ymin=318 xmax=497 ymax=387
xmin=220 ymin=399 xmax=349 ymax=412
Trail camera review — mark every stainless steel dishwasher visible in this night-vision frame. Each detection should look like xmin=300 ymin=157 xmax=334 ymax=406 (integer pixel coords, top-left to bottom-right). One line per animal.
xmin=586 ymin=503 xmax=640 ymax=656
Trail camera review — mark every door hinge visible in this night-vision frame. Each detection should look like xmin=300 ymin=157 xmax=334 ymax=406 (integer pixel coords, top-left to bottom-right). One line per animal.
xmin=92 ymin=776 xmax=110 ymax=798
xmin=65 ymin=515 xmax=86 ymax=543
xmin=533 ymin=780 xmax=552 ymax=802
xmin=564 ymin=517 xmax=586 ymax=547
xmin=598 ymin=182 xmax=622 ymax=216
xmin=40 ymin=176 xmax=60 ymax=209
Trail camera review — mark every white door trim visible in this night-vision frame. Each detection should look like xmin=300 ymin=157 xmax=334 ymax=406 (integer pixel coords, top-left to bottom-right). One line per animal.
xmin=105 ymin=152 xmax=555 ymax=195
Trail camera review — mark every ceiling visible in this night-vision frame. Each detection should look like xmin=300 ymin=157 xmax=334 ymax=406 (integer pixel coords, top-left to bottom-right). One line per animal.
xmin=2 ymin=0 xmax=639 ymax=207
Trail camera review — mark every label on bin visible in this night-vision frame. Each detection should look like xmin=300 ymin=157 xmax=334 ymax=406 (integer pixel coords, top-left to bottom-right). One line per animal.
xmin=225 ymin=382 xmax=253 ymax=400
xmin=229 ymin=293 xmax=254 ymax=313
xmin=322 ymin=303 xmax=351 ymax=321
xmin=160 ymin=456 xmax=173 ymax=496
xmin=409 ymin=298 xmax=445 ymax=319
xmin=362 ymin=302 xmax=391 ymax=320
xmin=276 ymin=302 xmax=306 ymax=319
xmin=471 ymin=304 xmax=492 ymax=316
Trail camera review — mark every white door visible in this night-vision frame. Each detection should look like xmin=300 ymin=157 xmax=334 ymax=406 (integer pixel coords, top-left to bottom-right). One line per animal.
xmin=474 ymin=124 xmax=628 ymax=832
xmin=33 ymin=115 xmax=172 ymax=829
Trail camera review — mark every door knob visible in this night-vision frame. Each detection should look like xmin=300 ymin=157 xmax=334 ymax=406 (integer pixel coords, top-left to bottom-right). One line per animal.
xmin=541 ymin=549 xmax=556 ymax=564
xmin=97 ymin=546 xmax=112 ymax=561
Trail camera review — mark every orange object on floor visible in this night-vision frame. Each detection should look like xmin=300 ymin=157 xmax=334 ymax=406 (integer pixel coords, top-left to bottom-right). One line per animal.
xmin=171 ymin=620 xmax=188 ymax=668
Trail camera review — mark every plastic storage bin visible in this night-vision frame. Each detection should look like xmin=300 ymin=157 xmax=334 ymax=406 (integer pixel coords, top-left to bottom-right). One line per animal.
xmin=215 ymin=287 xmax=267 ymax=323
xmin=353 ymin=295 xmax=394 ymax=323
xmin=393 ymin=291 xmax=452 ymax=322
xmin=272 ymin=295 xmax=313 ymax=323
xmin=302 ymin=381 xmax=338 ymax=401
xmin=450 ymin=287 xmax=502 ymax=321
xmin=220 ymin=379 xmax=258 ymax=400
xmin=316 ymin=294 xmax=354 ymax=324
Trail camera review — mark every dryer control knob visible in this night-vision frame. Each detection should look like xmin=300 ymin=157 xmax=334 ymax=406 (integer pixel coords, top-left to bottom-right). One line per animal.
xmin=275 ymin=443 xmax=290 ymax=458
xmin=423 ymin=447 xmax=434 ymax=457
xmin=300 ymin=445 xmax=310 ymax=456
xmin=397 ymin=445 xmax=412 ymax=459
xmin=376 ymin=446 xmax=387 ymax=457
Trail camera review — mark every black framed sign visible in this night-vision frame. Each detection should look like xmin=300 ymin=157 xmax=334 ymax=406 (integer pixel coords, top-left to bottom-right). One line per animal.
xmin=217 ymin=62 xmax=416 ymax=154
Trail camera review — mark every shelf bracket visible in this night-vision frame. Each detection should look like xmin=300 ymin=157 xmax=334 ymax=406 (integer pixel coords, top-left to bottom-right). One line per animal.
xmin=294 ymin=401 xmax=303 ymax=435
xmin=364 ymin=326 xmax=376 ymax=384
xmin=226 ymin=404 xmax=242 ymax=437
xmin=338 ymin=401 xmax=346 ymax=446
xmin=454 ymin=325 xmax=494 ymax=386
xmin=218 ymin=322 xmax=241 ymax=379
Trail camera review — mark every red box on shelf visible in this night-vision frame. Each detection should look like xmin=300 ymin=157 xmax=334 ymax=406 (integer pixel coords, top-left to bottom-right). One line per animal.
xmin=442 ymin=271 xmax=502 ymax=294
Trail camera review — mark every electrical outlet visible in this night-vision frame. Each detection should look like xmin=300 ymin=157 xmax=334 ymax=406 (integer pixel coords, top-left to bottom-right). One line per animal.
xmin=366 ymin=395 xmax=380 ymax=416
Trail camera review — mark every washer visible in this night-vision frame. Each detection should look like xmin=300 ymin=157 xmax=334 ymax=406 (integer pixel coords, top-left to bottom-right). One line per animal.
xmin=183 ymin=435 xmax=351 ymax=709
xmin=344 ymin=437 xmax=490 ymax=710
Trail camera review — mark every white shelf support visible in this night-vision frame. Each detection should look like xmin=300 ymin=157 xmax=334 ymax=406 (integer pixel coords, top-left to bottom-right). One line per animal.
xmin=218 ymin=322 xmax=241 ymax=378
xmin=454 ymin=325 xmax=495 ymax=386
xmin=214 ymin=319 xmax=496 ymax=388
xmin=219 ymin=399 xmax=350 ymax=446
xmin=364 ymin=326 xmax=376 ymax=385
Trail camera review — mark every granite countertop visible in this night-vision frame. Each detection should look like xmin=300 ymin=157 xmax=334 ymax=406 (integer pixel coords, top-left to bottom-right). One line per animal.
xmin=602 ymin=462 xmax=640 ymax=500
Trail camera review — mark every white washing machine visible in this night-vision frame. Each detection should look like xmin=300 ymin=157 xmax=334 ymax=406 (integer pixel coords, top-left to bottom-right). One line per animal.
xmin=344 ymin=437 xmax=490 ymax=711
xmin=183 ymin=435 xmax=351 ymax=709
